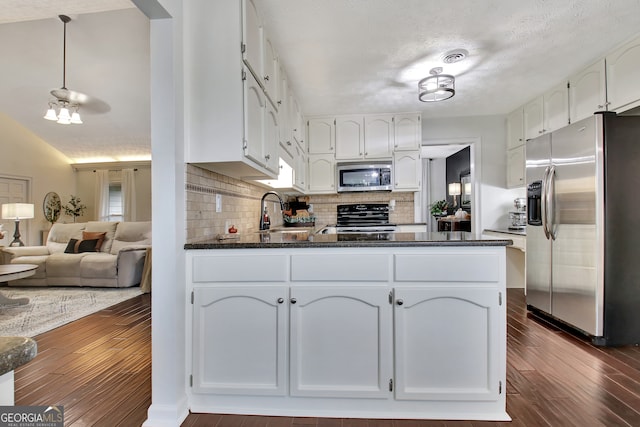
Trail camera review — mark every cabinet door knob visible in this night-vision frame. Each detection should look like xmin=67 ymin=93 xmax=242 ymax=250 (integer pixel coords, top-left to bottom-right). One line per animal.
xmin=396 ymin=299 xmax=404 ymax=306
xmin=277 ymin=298 xmax=284 ymax=304
xmin=290 ymin=298 xmax=297 ymax=304
xmin=264 ymin=75 xmax=270 ymax=81
xmin=265 ymin=154 xmax=271 ymax=160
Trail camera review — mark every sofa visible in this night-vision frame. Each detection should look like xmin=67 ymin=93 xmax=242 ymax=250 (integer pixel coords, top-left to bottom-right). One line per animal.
xmin=1 ymin=221 xmax=151 ymax=288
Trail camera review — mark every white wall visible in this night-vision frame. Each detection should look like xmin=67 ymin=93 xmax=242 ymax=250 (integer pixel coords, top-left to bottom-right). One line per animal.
xmin=0 ymin=113 xmax=75 ymax=245
xmin=422 ymin=115 xmax=526 ymax=231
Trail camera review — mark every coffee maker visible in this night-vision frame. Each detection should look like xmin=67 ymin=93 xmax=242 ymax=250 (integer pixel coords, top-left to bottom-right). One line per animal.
xmin=509 ymin=198 xmax=527 ymax=231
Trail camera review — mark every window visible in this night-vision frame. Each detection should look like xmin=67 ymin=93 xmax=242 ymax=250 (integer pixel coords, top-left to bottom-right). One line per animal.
xmin=108 ymin=183 xmax=123 ymax=221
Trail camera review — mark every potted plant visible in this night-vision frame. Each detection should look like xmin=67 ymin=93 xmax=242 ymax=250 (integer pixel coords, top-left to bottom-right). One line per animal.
xmin=63 ymin=195 xmax=87 ymax=223
xmin=429 ymin=200 xmax=449 ymax=217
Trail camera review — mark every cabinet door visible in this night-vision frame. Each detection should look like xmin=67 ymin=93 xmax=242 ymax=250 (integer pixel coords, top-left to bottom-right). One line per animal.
xmin=606 ymin=36 xmax=640 ymax=112
xmin=335 ymin=116 xmax=365 ymax=160
xmin=244 ymin=70 xmax=265 ymax=166
xmin=290 ymin=286 xmax=392 ymax=398
xmin=242 ymin=0 xmax=262 ymax=80
xmin=393 ymin=151 xmax=421 ymax=191
xmin=394 ymin=287 xmax=501 ymax=401
xmin=523 ymin=96 xmax=544 ymax=140
xmin=290 ymin=94 xmax=304 ymax=147
xmin=192 ymin=286 xmax=288 ymax=395
xmin=264 ymin=101 xmax=279 ymax=173
xmin=364 ymin=115 xmax=393 ymax=158
xmin=507 ymin=145 xmax=525 ymax=188
xmin=393 ymin=113 xmax=421 ymax=151
xmin=307 ymin=154 xmax=335 ymax=193
xmin=543 ymin=82 xmax=569 ymax=134
xmin=506 ymin=108 xmax=524 ymax=150
xmin=263 ymin=35 xmax=278 ymax=107
xmin=569 ymin=59 xmax=607 ymax=123
xmin=294 ymin=146 xmax=306 ymax=191
xmin=307 ymin=118 xmax=335 ymax=154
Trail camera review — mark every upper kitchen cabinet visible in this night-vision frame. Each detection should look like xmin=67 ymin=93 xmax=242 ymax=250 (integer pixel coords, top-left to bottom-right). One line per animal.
xmin=307 ymin=117 xmax=335 ymax=154
xmin=262 ymin=35 xmax=279 ymax=108
xmin=543 ymin=83 xmax=569 ymax=134
xmin=606 ymin=35 xmax=640 ymax=112
xmin=569 ymin=59 xmax=607 ymax=123
xmin=393 ymin=113 xmax=422 ymax=151
xmin=393 ymin=150 xmax=422 ymax=191
xmin=523 ymin=83 xmax=569 ymax=140
xmin=242 ymin=0 xmax=262 ymax=82
xmin=506 ymin=145 xmax=525 ymax=188
xmin=506 ymin=108 xmax=524 ymax=150
xmin=335 ymin=116 xmax=365 ymax=160
xmin=307 ymin=154 xmax=336 ymax=193
xmin=364 ymin=115 xmax=394 ymax=159
xmin=184 ymin=0 xmax=278 ymax=179
xmin=289 ymin=92 xmax=305 ymax=149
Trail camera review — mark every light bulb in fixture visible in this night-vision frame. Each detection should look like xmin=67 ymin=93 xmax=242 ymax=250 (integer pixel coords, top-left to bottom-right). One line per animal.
xmin=57 ymin=107 xmax=71 ymax=124
xmin=44 ymin=107 xmax=58 ymax=121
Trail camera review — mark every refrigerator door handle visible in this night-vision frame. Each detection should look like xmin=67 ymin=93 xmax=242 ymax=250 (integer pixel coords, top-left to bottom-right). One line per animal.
xmin=547 ymin=165 xmax=557 ymax=240
xmin=542 ymin=166 xmax=551 ymax=240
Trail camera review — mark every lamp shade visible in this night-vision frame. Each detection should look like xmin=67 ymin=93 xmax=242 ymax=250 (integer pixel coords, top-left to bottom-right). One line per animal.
xmin=1 ymin=203 xmax=35 ymax=220
xmin=448 ymin=183 xmax=461 ymax=196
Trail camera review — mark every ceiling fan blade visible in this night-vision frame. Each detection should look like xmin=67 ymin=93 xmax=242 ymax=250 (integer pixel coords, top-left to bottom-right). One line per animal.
xmin=50 ymin=88 xmax=111 ymax=114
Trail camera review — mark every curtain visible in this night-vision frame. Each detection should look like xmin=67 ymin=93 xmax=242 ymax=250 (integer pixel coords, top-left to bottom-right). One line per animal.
xmin=122 ymin=168 xmax=137 ymax=222
xmin=94 ymin=170 xmax=110 ymax=221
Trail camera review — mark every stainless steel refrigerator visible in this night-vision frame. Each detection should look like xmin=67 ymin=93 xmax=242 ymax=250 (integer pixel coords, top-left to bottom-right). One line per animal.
xmin=526 ymin=111 xmax=640 ymax=346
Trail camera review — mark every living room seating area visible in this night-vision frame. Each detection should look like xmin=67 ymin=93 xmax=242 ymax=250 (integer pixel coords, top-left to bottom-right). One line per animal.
xmin=1 ymin=221 xmax=151 ymax=288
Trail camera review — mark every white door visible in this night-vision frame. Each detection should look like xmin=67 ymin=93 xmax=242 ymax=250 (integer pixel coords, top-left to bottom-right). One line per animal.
xmin=192 ymin=286 xmax=288 ymax=395
xmin=307 ymin=154 xmax=335 ymax=193
xmin=569 ymin=60 xmax=607 ymax=123
xmin=393 ymin=151 xmax=421 ymax=191
xmin=364 ymin=115 xmax=393 ymax=159
xmin=523 ymin=96 xmax=544 ymax=140
xmin=506 ymin=146 xmax=525 ymax=188
xmin=335 ymin=116 xmax=364 ymax=160
xmin=244 ymin=69 xmax=265 ymax=167
xmin=242 ymin=0 xmax=262 ymax=80
xmin=506 ymin=108 xmax=524 ymax=150
xmin=307 ymin=118 xmax=335 ymax=154
xmin=543 ymin=82 xmax=569 ymax=134
xmin=393 ymin=113 xmax=421 ymax=151
xmin=394 ymin=287 xmax=501 ymax=401
xmin=606 ymin=36 xmax=640 ymax=111
xmin=0 ymin=177 xmax=30 ymax=246
xmin=289 ymin=286 xmax=392 ymax=399
xmin=265 ymin=102 xmax=279 ymax=173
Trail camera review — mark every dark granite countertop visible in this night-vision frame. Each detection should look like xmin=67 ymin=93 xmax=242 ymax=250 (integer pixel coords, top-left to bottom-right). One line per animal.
xmin=0 ymin=337 xmax=37 ymax=375
xmin=185 ymin=231 xmax=513 ymax=249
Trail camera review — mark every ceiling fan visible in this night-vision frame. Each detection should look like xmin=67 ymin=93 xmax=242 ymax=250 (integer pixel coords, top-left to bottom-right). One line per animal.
xmin=44 ymin=14 xmax=109 ymax=125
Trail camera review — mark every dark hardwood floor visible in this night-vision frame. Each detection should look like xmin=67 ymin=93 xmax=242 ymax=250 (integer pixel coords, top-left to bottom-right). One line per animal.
xmin=14 ymin=289 xmax=640 ymax=426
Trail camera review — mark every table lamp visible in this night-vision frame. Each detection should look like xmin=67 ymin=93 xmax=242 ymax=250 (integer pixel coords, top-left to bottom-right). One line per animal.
xmin=1 ymin=203 xmax=35 ymax=246
xmin=448 ymin=182 xmax=461 ymax=208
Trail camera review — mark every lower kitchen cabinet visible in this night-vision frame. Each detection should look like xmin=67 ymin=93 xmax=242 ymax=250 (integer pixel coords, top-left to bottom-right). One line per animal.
xmin=394 ymin=287 xmax=501 ymax=401
xmin=187 ymin=248 xmax=508 ymax=421
xmin=192 ymin=286 xmax=288 ymax=396
xmin=290 ymin=286 xmax=392 ymax=398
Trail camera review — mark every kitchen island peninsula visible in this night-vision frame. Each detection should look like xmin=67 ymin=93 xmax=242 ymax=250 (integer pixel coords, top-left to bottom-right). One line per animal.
xmin=185 ymin=232 xmax=512 ymax=421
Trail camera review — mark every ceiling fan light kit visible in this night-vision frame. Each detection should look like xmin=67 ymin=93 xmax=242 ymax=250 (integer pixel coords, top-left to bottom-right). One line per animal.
xmin=418 ymin=67 xmax=455 ymax=102
xmin=43 ymin=14 xmax=83 ymax=125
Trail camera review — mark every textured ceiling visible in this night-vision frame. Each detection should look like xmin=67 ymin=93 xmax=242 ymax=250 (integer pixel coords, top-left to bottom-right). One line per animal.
xmin=2 ymin=1 xmax=640 ymax=162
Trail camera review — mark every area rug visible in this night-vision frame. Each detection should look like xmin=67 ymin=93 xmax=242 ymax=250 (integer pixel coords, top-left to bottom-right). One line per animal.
xmin=0 ymin=287 xmax=143 ymax=338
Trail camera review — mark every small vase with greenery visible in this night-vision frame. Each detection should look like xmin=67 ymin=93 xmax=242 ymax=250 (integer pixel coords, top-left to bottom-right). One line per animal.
xmin=63 ymin=195 xmax=87 ymax=223
xmin=429 ymin=200 xmax=449 ymax=217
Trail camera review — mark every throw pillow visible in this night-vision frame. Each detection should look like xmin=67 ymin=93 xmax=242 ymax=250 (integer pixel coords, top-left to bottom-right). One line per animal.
xmin=82 ymin=231 xmax=107 ymax=252
xmin=64 ymin=238 xmax=99 ymax=254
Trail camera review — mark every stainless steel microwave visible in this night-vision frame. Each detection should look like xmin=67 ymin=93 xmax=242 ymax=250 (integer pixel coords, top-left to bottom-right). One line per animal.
xmin=336 ymin=162 xmax=393 ymax=192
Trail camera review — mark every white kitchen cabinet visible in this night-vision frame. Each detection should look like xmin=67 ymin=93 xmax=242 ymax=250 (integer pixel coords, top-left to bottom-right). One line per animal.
xmin=606 ymin=35 xmax=640 ymax=112
xmin=184 ymin=0 xmax=278 ymax=179
xmin=523 ymin=96 xmax=544 ymax=140
xmin=293 ymin=145 xmax=306 ymax=191
xmin=262 ymin=35 xmax=278 ymax=108
xmin=307 ymin=117 xmax=335 ymax=154
xmin=264 ymin=101 xmax=280 ymax=173
xmin=569 ymin=59 xmax=607 ymax=123
xmin=543 ymin=82 xmax=569 ymax=134
xmin=506 ymin=108 xmax=524 ymax=150
xmin=506 ymin=145 xmax=525 ymax=188
xmin=335 ymin=116 xmax=365 ymax=160
xmin=364 ymin=114 xmax=394 ymax=159
xmin=394 ymin=286 xmax=501 ymax=401
xmin=241 ymin=0 xmax=262 ymax=82
xmin=289 ymin=286 xmax=392 ymax=398
xmin=289 ymin=93 xmax=304 ymax=148
xmin=393 ymin=113 xmax=422 ymax=151
xmin=192 ymin=286 xmax=288 ymax=396
xmin=307 ymin=153 xmax=335 ymax=193
xmin=393 ymin=150 xmax=421 ymax=191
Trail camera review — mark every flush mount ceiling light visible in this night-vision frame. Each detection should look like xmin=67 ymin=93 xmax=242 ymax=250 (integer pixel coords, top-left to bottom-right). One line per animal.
xmin=418 ymin=67 xmax=455 ymax=102
xmin=43 ymin=15 xmax=84 ymax=125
